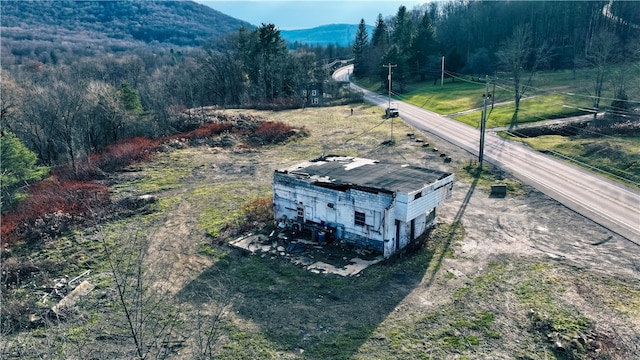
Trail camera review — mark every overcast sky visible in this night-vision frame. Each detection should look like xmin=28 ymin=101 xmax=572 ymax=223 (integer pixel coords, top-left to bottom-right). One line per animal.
xmin=197 ymin=1 xmax=426 ymax=30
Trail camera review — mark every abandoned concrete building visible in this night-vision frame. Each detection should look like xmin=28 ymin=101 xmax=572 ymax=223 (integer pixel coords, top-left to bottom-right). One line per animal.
xmin=272 ymin=156 xmax=455 ymax=258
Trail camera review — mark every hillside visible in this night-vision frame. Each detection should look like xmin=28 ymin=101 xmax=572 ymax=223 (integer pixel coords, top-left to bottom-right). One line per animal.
xmin=281 ymin=24 xmax=373 ymax=47
xmin=0 ymin=0 xmax=252 ymax=62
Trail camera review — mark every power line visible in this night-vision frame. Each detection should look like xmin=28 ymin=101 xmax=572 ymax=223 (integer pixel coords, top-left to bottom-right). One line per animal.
xmin=381 ymin=74 xmax=639 ymax=185
xmin=443 ymin=70 xmax=640 ymax=106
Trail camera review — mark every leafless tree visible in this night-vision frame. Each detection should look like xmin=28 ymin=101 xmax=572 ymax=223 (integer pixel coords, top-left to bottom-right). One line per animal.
xmin=16 ymin=80 xmax=89 ymax=172
xmin=186 ymin=280 xmax=234 ymax=360
xmin=85 ymin=80 xmax=131 ymax=150
xmin=496 ymin=24 xmax=551 ymax=128
xmin=101 ymin=228 xmax=181 ymax=360
xmin=584 ymin=29 xmax=620 ymax=121
xmin=0 ymin=70 xmax=25 ymax=132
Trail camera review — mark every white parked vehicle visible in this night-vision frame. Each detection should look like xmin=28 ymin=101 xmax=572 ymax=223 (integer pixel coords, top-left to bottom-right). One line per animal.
xmin=385 ymin=103 xmax=399 ymax=117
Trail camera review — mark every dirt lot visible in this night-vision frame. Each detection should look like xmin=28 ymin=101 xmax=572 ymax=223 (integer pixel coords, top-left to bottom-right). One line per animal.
xmin=3 ymin=105 xmax=639 ymax=359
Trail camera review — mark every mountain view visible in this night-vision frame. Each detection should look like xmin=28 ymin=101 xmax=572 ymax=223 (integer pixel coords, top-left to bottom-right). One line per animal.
xmin=281 ymin=24 xmax=374 ymax=47
xmin=1 ymin=0 xmax=253 ymax=60
xmin=1 ymin=0 xmax=363 ymax=62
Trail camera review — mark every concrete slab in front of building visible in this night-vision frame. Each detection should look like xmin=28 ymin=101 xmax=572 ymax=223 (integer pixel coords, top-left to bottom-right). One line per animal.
xmin=228 ymin=232 xmax=383 ymax=277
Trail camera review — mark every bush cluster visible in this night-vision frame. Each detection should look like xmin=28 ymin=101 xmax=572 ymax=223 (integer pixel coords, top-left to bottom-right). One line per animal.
xmin=1 ymin=114 xmax=302 ymax=247
xmin=237 ymin=196 xmax=274 ymax=234
xmin=251 ymin=121 xmax=305 ymax=145
xmin=89 ymin=137 xmax=160 ymax=173
xmin=175 ymin=121 xmax=235 ymax=141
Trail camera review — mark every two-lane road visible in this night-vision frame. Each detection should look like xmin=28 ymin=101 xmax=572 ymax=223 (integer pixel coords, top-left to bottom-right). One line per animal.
xmin=335 ymin=66 xmax=640 ymax=242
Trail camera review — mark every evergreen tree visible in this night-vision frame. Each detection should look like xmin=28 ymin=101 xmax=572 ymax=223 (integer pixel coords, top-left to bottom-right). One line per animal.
xmin=389 ymin=6 xmax=414 ymax=90
xmin=352 ymin=19 xmax=369 ymax=77
xmin=118 ymin=81 xmax=143 ymax=114
xmin=240 ymin=23 xmax=294 ymax=103
xmin=391 ymin=6 xmax=412 ymax=54
xmin=368 ymin=14 xmax=389 ymax=79
xmin=0 ymin=131 xmax=48 ymax=205
xmin=410 ymin=12 xmax=438 ymax=80
xmin=371 ymin=14 xmax=388 ymax=49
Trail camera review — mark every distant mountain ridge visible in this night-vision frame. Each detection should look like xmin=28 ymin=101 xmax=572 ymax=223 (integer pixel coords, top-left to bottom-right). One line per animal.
xmin=0 ymin=0 xmax=253 ymax=61
xmin=281 ymin=24 xmax=374 ymax=47
xmin=0 ymin=0 xmax=357 ymax=64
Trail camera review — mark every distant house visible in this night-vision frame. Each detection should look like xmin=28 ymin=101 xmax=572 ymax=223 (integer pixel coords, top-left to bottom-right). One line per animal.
xmin=272 ymin=156 xmax=455 ymax=258
xmin=301 ymin=82 xmax=323 ymax=107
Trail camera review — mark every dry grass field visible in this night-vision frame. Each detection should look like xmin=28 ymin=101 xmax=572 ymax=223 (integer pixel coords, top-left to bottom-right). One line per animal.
xmin=2 ymin=104 xmax=639 ymax=359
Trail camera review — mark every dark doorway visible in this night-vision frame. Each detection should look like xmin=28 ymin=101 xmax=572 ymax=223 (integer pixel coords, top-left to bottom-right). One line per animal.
xmin=395 ymin=220 xmax=401 ymax=250
xmin=410 ymin=219 xmax=415 ymax=241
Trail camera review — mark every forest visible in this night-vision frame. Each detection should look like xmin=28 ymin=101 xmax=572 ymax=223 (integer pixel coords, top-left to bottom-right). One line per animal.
xmin=353 ymin=1 xmax=638 ymax=94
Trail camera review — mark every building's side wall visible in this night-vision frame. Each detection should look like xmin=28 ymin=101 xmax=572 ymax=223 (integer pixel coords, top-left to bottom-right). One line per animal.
xmin=273 ymin=172 xmax=393 ymax=252
xmin=395 ymin=174 xmax=455 ymax=222
xmin=382 ymin=205 xmax=396 ymax=257
xmin=273 ymin=172 xmax=338 ymax=226
xmin=341 ymin=187 xmax=393 ymax=252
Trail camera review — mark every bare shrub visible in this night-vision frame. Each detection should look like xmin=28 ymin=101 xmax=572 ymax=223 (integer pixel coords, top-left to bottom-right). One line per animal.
xmin=192 ymin=121 xmax=234 ymax=139
xmin=237 ymin=196 xmax=273 ymax=234
xmin=88 ymin=137 xmax=160 ymax=173
xmin=218 ymin=131 xmax=238 ymax=147
xmin=0 ymin=296 xmax=39 ymax=333
xmin=101 ymin=229 xmax=182 ymax=359
xmin=250 ymin=121 xmax=301 ymax=145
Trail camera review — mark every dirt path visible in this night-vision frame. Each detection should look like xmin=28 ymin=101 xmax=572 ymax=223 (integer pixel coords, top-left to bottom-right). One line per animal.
xmin=145 ymin=201 xmax=214 ymax=295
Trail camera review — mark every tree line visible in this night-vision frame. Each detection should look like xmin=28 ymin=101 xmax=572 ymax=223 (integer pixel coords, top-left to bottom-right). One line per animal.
xmin=0 ymin=0 xmax=252 ymax=64
xmin=0 ymin=24 xmax=352 ymax=207
xmin=352 ymin=1 xmax=638 ymax=91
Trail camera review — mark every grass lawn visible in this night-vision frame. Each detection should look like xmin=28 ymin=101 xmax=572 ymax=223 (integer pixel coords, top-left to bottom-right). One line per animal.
xmin=396 ymin=80 xmax=490 ymax=115
xmin=512 ymin=134 xmax=640 ymax=188
xmin=453 ymin=94 xmax=593 ymax=128
xmin=354 ymin=62 xmax=640 ymax=124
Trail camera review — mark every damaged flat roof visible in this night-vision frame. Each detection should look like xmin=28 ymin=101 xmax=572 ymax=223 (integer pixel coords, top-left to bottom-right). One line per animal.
xmin=277 ymin=156 xmax=452 ymax=194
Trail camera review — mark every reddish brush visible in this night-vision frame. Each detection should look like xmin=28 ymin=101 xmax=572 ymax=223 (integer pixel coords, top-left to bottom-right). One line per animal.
xmin=89 ymin=137 xmax=160 ymax=172
xmin=2 ymin=118 xmax=301 ymax=247
xmin=185 ymin=121 xmax=235 ymax=139
xmin=1 ymin=178 xmax=110 ymax=246
xmin=252 ymin=121 xmax=296 ymax=144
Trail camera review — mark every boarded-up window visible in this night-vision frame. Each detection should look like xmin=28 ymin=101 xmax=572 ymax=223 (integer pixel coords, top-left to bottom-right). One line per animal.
xmin=355 ymin=211 xmax=366 ymax=226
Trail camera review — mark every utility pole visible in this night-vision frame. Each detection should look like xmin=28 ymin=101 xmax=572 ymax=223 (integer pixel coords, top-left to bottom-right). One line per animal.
xmin=479 ymin=75 xmax=490 ymax=169
xmin=441 ymin=56 xmax=445 ymax=88
xmin=383 ymin=63 xmax=397 ymax=142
